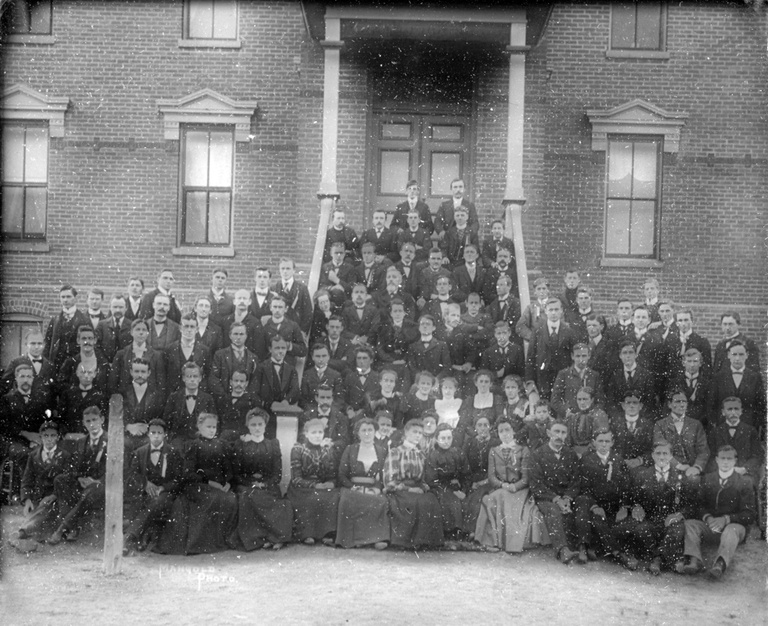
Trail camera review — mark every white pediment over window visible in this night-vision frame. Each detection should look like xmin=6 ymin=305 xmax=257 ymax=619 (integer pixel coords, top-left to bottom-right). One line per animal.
xmin=1 ymin=84 xmax=70 ymax=137
xmin=157 ymin=89 xmax=257 ymax=142
xmin=587 ymin=99 xmax=688 ymax=153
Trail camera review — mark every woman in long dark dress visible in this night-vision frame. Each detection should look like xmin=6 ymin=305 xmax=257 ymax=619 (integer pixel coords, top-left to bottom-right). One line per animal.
xmin=335 ymin=417 xmax=390 ymax=549
xmin=232 ymin=408 xmax=293 ymax=551
xmin=425 ymin=424 xmax=468 ymax=541
xmin=455 ymin=370 xmax=504 ymax=449
xmin=461 ymin=414 xmax=499 ymax=536
xmin=174 ymin=412 xmax=238 ymax=555
xmin=383 ymin=418 xmax=443 ymax=549
xmin=287 ymin=417 xmax=340 ymax=545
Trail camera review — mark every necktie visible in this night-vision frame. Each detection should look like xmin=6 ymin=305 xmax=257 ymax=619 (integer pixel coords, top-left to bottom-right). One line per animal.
xmin=21 ymin=394 xmax=30 ymax=404
xmin=627 ymin=421 xmax=635 ymax=434
xmin=657 ymin=470 xmax=667 ymax=483
xmin=626 ymin=371 xmax=634 ymax=384
xmin=720 ymin=478 xmax=727 ymax=487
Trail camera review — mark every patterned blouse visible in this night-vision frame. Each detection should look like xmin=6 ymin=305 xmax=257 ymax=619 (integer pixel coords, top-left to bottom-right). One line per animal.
xmin=290 ymin=441 xmax=337 ymax=488
xmin=384 ymin=442 xmax=428 ymax=492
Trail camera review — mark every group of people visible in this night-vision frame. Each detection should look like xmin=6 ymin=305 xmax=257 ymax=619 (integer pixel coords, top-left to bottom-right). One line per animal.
xmin=1 ymin=178 xmax=764 ymax=579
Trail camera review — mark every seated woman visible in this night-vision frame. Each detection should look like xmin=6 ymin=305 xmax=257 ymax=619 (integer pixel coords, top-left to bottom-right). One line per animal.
xmin=499 ymin=375 xmax=531 ymax=427
xmin=434 ymin=376 xmax=462 ymax=429
xmin=161 ymin=412 xmax=238 ymax=555
xmin=383 ymin=418 xmax=443 ymax=550
xmin=367 ymin=369 xmax=406 ymax=429
xmin=232 ymin=408 xmax=293 ymax=551
xmin=461 ymin=414 xmax=498 ymax=537
xmin=426 ymin=424 xmax=468 ymax=543
xmin=565 ymin=386 xmax=609 ymax=457
xmin=475 ymin=417 xmax=549 ymax=553
xmin=335 ymin=417 xmax=390 ymax=549
xmin=455 ymin=370 xmax=504 ymax=449
xmin=287 ymin=417 xmax=340 ymax=545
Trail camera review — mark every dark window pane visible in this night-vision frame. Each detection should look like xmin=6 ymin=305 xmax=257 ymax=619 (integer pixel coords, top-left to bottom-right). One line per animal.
xmin=635 ymin=2 xmax=662 ymax=49
xmin=2 ymin=186 xmax=24 ymax=234
xmin=208 ymin=192 xmax=231 ymax=244
xmin=630 ymin=200 xmax=656 ymax=255
xmin=606 ymin=199 xmax=631 ymax=255
xmin=29 ymin=0 xmax=52 ymax=34
xmin=184 ymin=191 xmax=207 ymax=243
xmin=24 ymin=187 xmax=47 ymax=236
xmin=611 ymin=3 xmax=636 ymax=49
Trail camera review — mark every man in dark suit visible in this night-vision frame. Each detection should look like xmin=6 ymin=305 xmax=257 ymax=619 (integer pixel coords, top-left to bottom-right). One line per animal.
xmin=480 ymin=321 xmax=525 ymax=387
xmin=124 ymin=276 xmax=145 ymax=322
xmin=630 ymin=306 xmax=666 ymax=399
xmin=340 ymin=284 xmax=381 ymax=348
xmin=550 ymin=343 xmax=605 ymax=419
xmin=708 ymin=340 xmax=766 ymax=429
xmin=124 ymin=418 xmax=185 ymax=555
xmin=18 ymin=420 xmax=73 ymax=540
xmin=486 ymin=274 xmax=522 ymax=345
xmin=223 ymin=289 xmax=268 ymax=361
xmin=249 ymin=267 xmax=279 ymax=323
xmin=712 ymin=312 xmax=761 ymax=374
xmin=360 ymin=208 xmax=400 ymax=264
xmin=48 ymin=406 xmax=108 ymax=544
xmin=407 ymin=315 xmax=451 ymax=379
xmin=433 ymin=178 xmax=479 ymax=237
xmin=481 ymin=218 xmax=515 ymax=267
xmin=262 ymin=295 xmax=307 ymax=366
xmin=394 ymin=241 xmax=422 ymax=301
xmin=56 ymin=362 xmax=108 ymax=437
xmin=323 ymin=315 xmax=356 ymax=377
xmin=525 ymin=298 xmax=577 ymax=400
xmin=680 ymin=445 xmax=756 ymax=579
xmin=606 ymin=340 xmax=658 ymax=418
xmin=391 ymin=180 xmax=434 ymax=236
xmin=665 ymin=309 xmax=712 ymax=374
xmin=214 ymin=370 xmax=262 ymax=440
xmin=122 ymin=357 xmax=164 ymax=453
xmin=85 ymin=288 xmax=109 ymax=330
xmin=193 ymin=294 xmax=225 ymax=356
xmin=276 ymin=257 xmax=313 ymax=336
xmin=529 ymin=418 xmax=582 ymax=563
xmin=707 ymin=397 xmax=763 ymax=477
xmin=208 ymin=267 xmax=234 ymax=329
xmin=323 ymin=207 xmax=360 ymax=263
xmin=375 ymin=299 xmax=419 ymax=391
xmin=253 ymin=336 xmax=300 ymax=438
xmin=208 ymin=322 xmax=260 ymax=398
xmin=165 ymin=313 xmax=212 ymax=393
xmin=627 ymin=441 xmax=697 ymax=575
xmin=300 ymin=383 xmax=350 ymax=452
xmin=95 ymin=294 xmax=132 ymax=362
xmin=481 ymin=246 xmax=518 ymax=306
xmin=109 ymin=318 xmax=167 ymax=396
xmin=653 ymin=389 xmax=709 ymax=482
xmin=564 ymin=287 xmax=596 ymax=344
xmin=0 ymin=364 xmax=48 ymax=472
xmin=1 ymin=329 xmax=55 ymax=403
xmin=452 ymin=243 xmax=486 ymax=301
xmin=163 ymin=362 xmax=217 ymax=445
xmin=585 ymin=314 xmax=612 ymax=384
xmin=138 ymin=269 xmax=181 ymax=324
xmin=670 ymin=348 xmax=712 ymax=426
xmin=353 ymin=242 xmax=387 ymax=295
xmin=146 ymin=293 xmax=181 ymax=352
xmin=44 ymin=285 xmax=90 ymax=370
xmin=609 ymin=390 xmax=654 ymax=473
xmin=300 ymin=343 xmax=343 ymax=409
xmin=319 ymin=242 xmax=357 ymax=308
xmin=417 ymin=247 xmax=452 ymax=308
xmin=341 ymin=346 xmax=379 ymax=421
xmin=440 ymin=206 xmax=480 ymax=268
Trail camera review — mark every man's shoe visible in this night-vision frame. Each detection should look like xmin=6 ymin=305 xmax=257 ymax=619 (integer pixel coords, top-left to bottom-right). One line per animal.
xmin=587 ymin=548 xmax=599 ymax=561
xmin=47 ymin=529 xmax=64 ymax=545
xmin=673 ymin=559 xmax=686 ymax=574
xmin=618 ymin=552 xmax=639 ymax=571
xmin=303 ymin=537 xmax=315 ymax=545
xmin=64 ymin=528 xmax=79 ymax=542
xmin=558 ymin=547 xmax=578 ymax=564
xmin=648 ymin=557 xmax=662 ymax=576
xmin=577 ymin=546 xmax=588 ymax=565
xmin=708 ymin=558 xmax=726 ymax=580
xmin=17 ymin=528 xmax=29 ymax=540
xmin=373 ymin=542 xmax=388 ymax=551
xmin=272 ymin=543 xmax=285 ymax=551
xmin=683 ymin=556 xmax=703 ymax=575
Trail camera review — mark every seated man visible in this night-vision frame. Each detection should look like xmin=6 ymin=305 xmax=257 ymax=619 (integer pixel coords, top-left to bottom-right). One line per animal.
xmin=124 ymin=418 xmax=184 ymax=555
xmin=319 ymin=241 xmax=357 ymax=308
xmin=529 ymin=418 xmax=581 ymax=563
xmin=48 ymin=406 xmax=109 ymax=544
xmin=480 ymin=321 xmax=524 ymax=388
xmin=353 ymin=241 xmax=387 ymax=294
xmin=707 ymin=397 xmax=763 ymax=478
xmin=253 ymin=335 xmax=300 ymax=439
xmin=300 ymin=343 xmax=343 ymax=409
xmin=653 ymin=389 xmax=709 ymax=483
xmin=681 ymin=445 xmax=756 ymax=579
xmin=712 ymin=312 xmax=761 ymax=374
xmin=550 ymin=342 xmax=605 ymax=419
xmin=669 ymin=348 xmax=711 ymax=427
xmin=163 ymin=362 xmax=217 ymax=447
xmin=122 ymin=357 xmax=164 ymax=453
xmin=708 ymin=340 xmax=766 ymax=430
xmin=609 ymin=390 xmax=654 ymax=474
xmin=165 ymin=312 xmax=211 ymax=393
xmin=208 ymin=322 xmax=260 ymax=399
xmin=340 ymin=283 xmax=381 ymax=347
xmin=214 ymin=370 xmax=262 ymax=442
xmin=262 ymin=295 xmax=307 ymax=366
xmin=360 ymin=208 xmax=400 ymax=264
xmin=627 ymin=440 xmax=697 ymax=575
xmin=299 ymin=383 xmax=350 ymax=452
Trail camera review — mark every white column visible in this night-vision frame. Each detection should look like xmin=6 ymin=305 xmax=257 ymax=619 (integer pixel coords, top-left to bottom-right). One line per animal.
xmin=308 ymin=17 xmax=343 ymax=298
xmin=502 ymin=18 xmax=530 ymax=313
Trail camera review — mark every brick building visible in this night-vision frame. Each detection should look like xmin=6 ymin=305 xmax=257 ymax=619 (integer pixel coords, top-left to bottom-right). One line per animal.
xmin=1 ymin=0 xmax=766 ymax=366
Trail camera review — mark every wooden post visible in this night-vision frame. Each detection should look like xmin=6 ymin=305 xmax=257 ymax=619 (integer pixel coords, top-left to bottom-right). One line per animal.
xmin=103 ymin=394 xmax=124 ymax=575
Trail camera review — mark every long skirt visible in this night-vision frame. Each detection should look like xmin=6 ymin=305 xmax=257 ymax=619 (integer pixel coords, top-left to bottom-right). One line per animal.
xmin=462 ymin=482 xmax=495 ymax=535
xmin=434 ymin=487 xmax=464 ymax=534
xmin=475 ymin=487 xmax=550 ymax=553
xmin=387 ymin=491 xmax=443 ymax=548
xmin=335 ymin=487 xmax=391 ymax=548
xmin=287 ymin=486 xmax=340 ymax=541
xmin=154 ymin=484 xmax=238 ymax=555
xmin=235 ymin=485 xmax=294 ymax=550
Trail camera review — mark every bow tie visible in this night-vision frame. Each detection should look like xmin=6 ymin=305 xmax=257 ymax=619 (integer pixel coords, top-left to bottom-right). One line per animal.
xmin=255 ymin=291 xmax=269 ymax=297
xmin=31 ymin=358 xmax=42 ymax=363
xmin=186 ymin=395 xmax=197 ymax=400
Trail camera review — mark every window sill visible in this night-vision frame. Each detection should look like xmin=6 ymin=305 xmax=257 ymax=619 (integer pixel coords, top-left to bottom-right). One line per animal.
xmin=5 ymin=34 xmax=56 ymax=45
xmin=600 ymin=258 xmax=664 ymax=269
xmin=606 ymin=49 xmax=670 ymax=60
xmin=178 ymin=39 xmax=241 ymax=49
xmin=2 ymin=240 xmax=50 ymax=253
xmin=172 ymin=246 xmax=235 ymax=257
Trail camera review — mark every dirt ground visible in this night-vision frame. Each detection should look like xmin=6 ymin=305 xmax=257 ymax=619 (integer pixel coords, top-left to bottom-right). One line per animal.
xmin=0 ymin=505 xmax=766 ymax=626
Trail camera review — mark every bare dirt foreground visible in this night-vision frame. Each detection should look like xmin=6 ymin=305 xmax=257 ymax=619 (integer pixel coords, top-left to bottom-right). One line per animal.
xmin=1 ymin=506 xmax=766 ymax=626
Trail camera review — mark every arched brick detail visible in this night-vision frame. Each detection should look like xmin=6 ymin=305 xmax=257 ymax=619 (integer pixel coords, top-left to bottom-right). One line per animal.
xmin=0 ymin=298 xmax=50 ymax=319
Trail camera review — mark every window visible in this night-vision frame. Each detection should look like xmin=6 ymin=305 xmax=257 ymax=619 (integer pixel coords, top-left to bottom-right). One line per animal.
xmin=604 ymin=137 xmax=661 ymax=259
xmin=2 ymin=123 xmax=48 ymax=240
xmin=2 ymin=0 xmax=52 ymax=36
xmin=180 ymin=127 xmax=234 ymax=246
xmin=181 ymin=0 xmax=239 ymax=46
xmin=609 ymin=2 xmax=667 ymax=59
xmin=0 ymin=315 xmax=43 ymax=369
